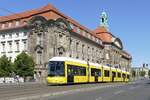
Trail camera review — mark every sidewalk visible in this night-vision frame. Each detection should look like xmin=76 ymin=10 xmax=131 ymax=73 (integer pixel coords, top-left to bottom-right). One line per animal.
xmin=0 ymin=81 xmax=44 ymax=87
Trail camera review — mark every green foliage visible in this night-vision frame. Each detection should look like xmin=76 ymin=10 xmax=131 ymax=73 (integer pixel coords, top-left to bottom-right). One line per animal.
xmin=0 ymin=55 xmax=13 ymax=77
xmin=14 ymin=51 xmax=35 ymax=78
xmin=148 ymin=70 xmax=150 ymax=77
xmin=132 ymin=70 xmax=136 ymax=77
xmin=140 ymin=71 xmax=146 ymax=77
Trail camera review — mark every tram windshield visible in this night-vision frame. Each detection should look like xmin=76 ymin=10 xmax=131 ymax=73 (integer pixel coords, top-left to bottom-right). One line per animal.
xmin=48 ymin=61 xmax=65 ymax=76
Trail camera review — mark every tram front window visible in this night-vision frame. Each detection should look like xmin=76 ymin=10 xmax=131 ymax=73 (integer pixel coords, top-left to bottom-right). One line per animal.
xmin=48 ymin=61 xmax=65 ymax=76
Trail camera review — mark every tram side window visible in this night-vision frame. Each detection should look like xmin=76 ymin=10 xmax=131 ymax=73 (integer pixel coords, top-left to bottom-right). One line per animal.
xmin=104 ymin=70 xmax=110 ymax=77
xmin=118 ymin=72 xmax=121 ymax=78
xmin=48 ymin=61 xmax=65 ymax=76
xmin=80 ymin=67 xmax=86 ymax=76
xmin=122 ymin=74 xmax=126 ymax=78
xmin=91 ymin=68 xmax=101 ymax=76
xmin=67 ymin=65 xmax=86 ymax=76
xmin=112 ymin=72 xmax=116 ymax=77
xmin=91 ymin=68 xmax=95 ymax=76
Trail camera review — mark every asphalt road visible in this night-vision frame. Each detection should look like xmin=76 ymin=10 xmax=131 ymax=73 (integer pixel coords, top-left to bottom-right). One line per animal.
xmin=0 ymin=80 xmax=149 ymax=100
xmin=44 ymin=80 xmax=150 ymax=100
xmin=0 ymin=82 xmax=127 ymax=100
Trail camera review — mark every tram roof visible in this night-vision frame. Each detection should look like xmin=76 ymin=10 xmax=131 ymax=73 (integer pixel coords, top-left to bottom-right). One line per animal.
xmin=103 ymin=65 xmax=111 ymax=69
xmin=49 ymin=57 xmax=102 ymax=67
xmin=111 ymin=67 xmax=117 ymax=70
xmin=49 ymin=57 xmax=129 ymax=73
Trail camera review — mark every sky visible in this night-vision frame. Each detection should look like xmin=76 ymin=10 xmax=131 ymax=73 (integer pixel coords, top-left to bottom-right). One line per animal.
xmin=0 ymin=0 xmax=149 ymax=67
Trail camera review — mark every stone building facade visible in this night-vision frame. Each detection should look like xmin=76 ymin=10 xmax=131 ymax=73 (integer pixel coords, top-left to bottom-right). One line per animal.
xmin=93 ymin=12 xmax=132 ymax=72
xmin=27 ymin=16 xmax=104 ymax=80
xmin=0 ymin=4 xmax=131 ymax=81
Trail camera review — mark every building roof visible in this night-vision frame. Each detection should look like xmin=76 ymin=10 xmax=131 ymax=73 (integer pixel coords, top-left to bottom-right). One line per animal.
xmin=0 ymin=4 xmax=103 ymax=47
xmin=93 ymin=26 xmax=132 ymax=59
xmin=0 ymin=4 xmax=59 ymax=22
xmin=93 ymin=26 xmax=108 ymax=33
xmin=93 ymin=26 xmax=112 ymax=43
xmin=0 ymin=4 xmax=131 ymax=58
xmin=49 ymin=57 xmax=102 ymax=68
xmin=122 ymin=50 xmax=132 ymax=59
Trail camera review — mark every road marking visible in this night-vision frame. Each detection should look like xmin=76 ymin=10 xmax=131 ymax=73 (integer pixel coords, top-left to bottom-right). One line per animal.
xmin=129 ymin=87 xmax=136 ymax=90
xmin=95 ymin=96 xmax=102 ymax=100
xmin=114 ymin=90 xmax=124 ymax=95
xmin=129 ymin=86 xmax=140 ymax=90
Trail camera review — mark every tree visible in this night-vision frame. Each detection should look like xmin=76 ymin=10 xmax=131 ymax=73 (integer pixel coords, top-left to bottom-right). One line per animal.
xmin=140 ymin=71 xmax=145 ymax=77
xmin=0 ymin=55 xmax=13 ymax=77
xmin=14 ymin=51 xmax=35 ymax=80
xmin=148 ymin=70 xmax=150 ymax=78
xmin=132 ymin=70 xmax=136 ymax=77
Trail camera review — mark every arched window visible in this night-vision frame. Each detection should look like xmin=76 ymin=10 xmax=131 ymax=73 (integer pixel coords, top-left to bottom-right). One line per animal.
xmin=36 ymin=50 xmax=42 ymax=65
xmin=76 ymin=42 xmax=79 ymax=58
xmin=82 ymin=44 xmax=85 ymax=59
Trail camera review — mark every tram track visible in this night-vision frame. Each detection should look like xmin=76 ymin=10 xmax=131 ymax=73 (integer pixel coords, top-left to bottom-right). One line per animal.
xmin=0 ymin=82 xmax=129 ymax=100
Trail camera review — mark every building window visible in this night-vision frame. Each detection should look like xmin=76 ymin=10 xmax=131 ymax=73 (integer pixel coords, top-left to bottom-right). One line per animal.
xmin=2 ymin=34 xmax=5 ymax=39
xmin=23 ymin=32 xmax=27 ymax=36
xmin=36 ymin=31 xmax=43 ymax=46
xmin=1 ymin=24 xmax=5 ymax=29
xmin=92 ymin=48 xmax=94 ymax=57
xmin=22 ymin=40 xmax=27 ymax=51
xmin=36 ymin=51 xmax=42 ymax=65
xmin=92 ymin=36 xmax=95 ymax=41
xmin=59 ymin=34 xmax=63 ymax=38
xmin=87 ymin=46 xmax=90 ymax=54
xmin=96 ymin=49 xmax=98 ymax=59
xmin=82 ymin=44 xmax=84 ymax=54
xmin=9 ymin=57 xmax=12 ymax=61
xmin=8 ymin=42 xmax=12 ymax=53
xmin=99 ymin=51 xmax=103 ymax=59
xmin=15 ymin=41 xmax=19 ymax=52
xmin=76 ymin=42 xmax=79 ymax=58
xmin=16 ymin=21 xmax=19 ymax=26
xmin=37 ymin=35 xmax=43 ymax=46
xmin=39 ymin=53 xmax=42 ymax=64
xmin=87 ymin=46 xmax=90 ymax=61
xmin=2 ymin=42 xmax=5 ymax=53
xmin=96 ymin=38 xmax=98 ymax=43
xmin=8 ymin=22 xmax=12 ymax=27
xmin=92 ymin=48 xmax=95 ymax=62
xmin=9 ymin=34 xmax=12 ymax=38
xmin=23 ymin=21 xmax=27 ymax=25
xmin=82 ymin=44 xmax=85 ymax=59
xmin=82 ymin=31 xmax=86 ymax=36
xmin=70 ymin=23 xmax=74 ymax=29
xmin=99 ymin=40 xmax=102 ymax=45
xmin=16 ymin=33 xmax=19 ymax=37
xmin=77 ymin=27 xmax=80 ymax=33
xmin=87 ymin=33 xmax=91 ymax=39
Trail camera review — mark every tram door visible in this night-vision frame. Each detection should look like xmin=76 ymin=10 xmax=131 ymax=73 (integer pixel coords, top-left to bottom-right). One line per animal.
xmin=95 ymin=69 xmax=101 ymax=82
xmin=67 ymin=66 xmax=74 ymax=83
xmin=112 ymin=72 xmax=115 ymax=82
xmin=95 ymin=75 xmax=98 ymax=82
xmin=91 ymin=68 xmax=100 ymax=82
xmin=122 ymin=74 xmax=126 ymax=82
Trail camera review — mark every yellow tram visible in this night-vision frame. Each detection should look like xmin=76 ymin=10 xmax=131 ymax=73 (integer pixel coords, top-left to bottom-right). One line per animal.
xmin=46 ymin=57 xmax=130 ymax=85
